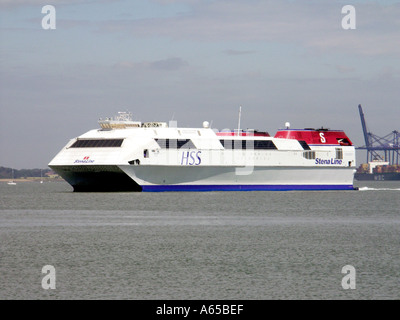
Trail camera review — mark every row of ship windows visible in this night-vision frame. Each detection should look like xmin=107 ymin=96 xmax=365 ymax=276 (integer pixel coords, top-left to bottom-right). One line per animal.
xmin=69 ymin=139 xmax=343 ymax=159
xmin=155 ymin=139 xmax=196 ymax=149
xmin=70 ymin=139 xmax=124 ymax=148
xmin=219 ymin=140 xmax=277 ymax=150
xmin=303 ymin=148 xmax=343 ymax=160
xmin=155 ymin=139 xmax=278 ymax=150
xmin=69 ymin=138 xmax=279 ymax=150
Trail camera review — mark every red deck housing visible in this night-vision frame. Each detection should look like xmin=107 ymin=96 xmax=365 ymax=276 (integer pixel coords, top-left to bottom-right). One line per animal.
xmin=274 ymin=129 xmax=353 ymax=146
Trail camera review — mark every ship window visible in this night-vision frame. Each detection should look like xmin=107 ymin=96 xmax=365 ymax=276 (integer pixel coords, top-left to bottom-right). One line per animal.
xmin=177 ymin=139 xmax=196 ymax=149
xmin=155 ymin=139 xmax=168 ymax=148
xmin=92 ymin=140 xmax=101 ymax=147
xmin=303 ymin=151 xmax=316 ymax=160
xmin=219 ymin=140 xmax=241 ymax=149
xmin=79 ymin=140 xmax=89 ymax=148
xmin=155 ymin=139 xmax=196 ymax=149
xmin=70 ymin=139 xmax=124 ymax=148
xmin=219 ymin=140 xmax=277 ymax=150
xmin=220 ymin=140 xmax=232 ymax=149
xmin=253 ymin=140 xmax=277 ymax=150
xmin=111 ymin=140 xmax=120 ymax=147
xmin=299 ymin=140 xmax=311 ymax=150
xmin=337 ymin=138 xmax=351 ymax=146
xmin=336 ymin=148 xmax=343 ymax=159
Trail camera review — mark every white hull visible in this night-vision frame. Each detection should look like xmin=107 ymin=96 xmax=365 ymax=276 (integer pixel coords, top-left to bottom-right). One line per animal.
xmin=50 ymin=164 xmax=355 ymax=192
xmin=122 ymin=165 xmax=355 ymax=191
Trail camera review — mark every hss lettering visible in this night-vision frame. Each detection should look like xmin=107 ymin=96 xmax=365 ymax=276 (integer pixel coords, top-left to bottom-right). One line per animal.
xmin=181 ymin=151 xmax=202 ymax=165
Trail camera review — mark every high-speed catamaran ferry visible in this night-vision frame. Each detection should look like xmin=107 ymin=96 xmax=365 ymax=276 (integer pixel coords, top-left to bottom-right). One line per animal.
xmin=49 ymin=111 xmax=357 ymax=192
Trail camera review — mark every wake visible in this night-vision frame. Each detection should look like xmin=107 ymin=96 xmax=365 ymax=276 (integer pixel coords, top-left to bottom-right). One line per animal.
xmin=358 ymin=186 xmax=400 ymax=191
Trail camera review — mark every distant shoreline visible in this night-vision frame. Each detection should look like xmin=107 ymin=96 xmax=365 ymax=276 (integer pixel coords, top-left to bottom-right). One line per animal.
xmin=0 ymin=178 xmax=64 ymax=182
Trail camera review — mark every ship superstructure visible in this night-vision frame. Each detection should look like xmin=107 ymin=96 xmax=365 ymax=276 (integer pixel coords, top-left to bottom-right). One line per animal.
xmin=49 ymin=112 xmax=356 ymax=192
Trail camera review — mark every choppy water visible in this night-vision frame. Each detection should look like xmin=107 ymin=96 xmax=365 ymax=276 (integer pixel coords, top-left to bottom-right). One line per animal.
xmin=0 ymin=180 xmax=399 ymax=300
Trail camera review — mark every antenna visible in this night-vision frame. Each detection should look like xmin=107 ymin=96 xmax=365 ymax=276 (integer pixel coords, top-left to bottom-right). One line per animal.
xmin=237 ymin=106 xmax=242 ymax=136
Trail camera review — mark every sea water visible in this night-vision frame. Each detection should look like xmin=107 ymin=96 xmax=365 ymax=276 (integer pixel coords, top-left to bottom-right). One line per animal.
xmin=0 ymin=180 xmax=399 ymax=300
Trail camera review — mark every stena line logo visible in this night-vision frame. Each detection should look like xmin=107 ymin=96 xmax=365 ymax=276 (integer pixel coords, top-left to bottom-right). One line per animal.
xmin=319 ymin=132 xmax=326 ymax=143
xmin=315 ymin=158 xmax=342 ymax=165
xmin=74 ymin=156 xmax=95 ymax=164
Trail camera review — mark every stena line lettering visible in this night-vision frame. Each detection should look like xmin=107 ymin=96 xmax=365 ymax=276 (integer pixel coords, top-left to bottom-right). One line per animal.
xmin=315 ymin=158 xmax=343 ymax=165
xmin=74 ymin=156 xmax=95 ymax=164
xmin=181 ymin=151 xmax=202 ymax=165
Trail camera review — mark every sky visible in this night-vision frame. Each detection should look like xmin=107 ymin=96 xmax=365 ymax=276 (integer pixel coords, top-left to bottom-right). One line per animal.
xmin=0 ymin=0 xmax=399 ymax=169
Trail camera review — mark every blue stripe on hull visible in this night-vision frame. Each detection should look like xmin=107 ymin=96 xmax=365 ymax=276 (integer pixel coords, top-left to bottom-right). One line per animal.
xmin=141 ymin=184 xmax=355 ymax=192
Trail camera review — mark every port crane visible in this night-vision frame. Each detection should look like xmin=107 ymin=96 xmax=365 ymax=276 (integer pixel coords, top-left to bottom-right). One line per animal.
xmin=357 ymin=104 xmax=400 ymax=165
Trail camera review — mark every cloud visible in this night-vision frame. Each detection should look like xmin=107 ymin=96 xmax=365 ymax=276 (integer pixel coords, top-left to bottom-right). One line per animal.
xmin=336 ymin=65 xmax=356 ymax=74
xmin=0 ymin=0 xmax=122 ymax=8
xmin=150 ymin=57 xmax=187 ymax=70
xmin=97 ymin=1 xmax=400 ymax=56
xmin=114 ymin=57 xmax=187 ymax=71
xmin=10 ymin=1 xmax=397 ymax=56
xmin=223 ymin=49 xmax=255 ymax=56
xmin=0 ymin=0 xmax=89 ymax=9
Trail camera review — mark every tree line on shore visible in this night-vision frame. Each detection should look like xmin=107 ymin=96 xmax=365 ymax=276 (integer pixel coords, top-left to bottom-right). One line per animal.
xmin=0 ymin=166 xmax=52 ymax=179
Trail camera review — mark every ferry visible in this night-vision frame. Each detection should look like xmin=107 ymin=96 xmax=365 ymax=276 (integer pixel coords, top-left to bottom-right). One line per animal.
xmin=48 ymin=112 xmax=357 ymax=192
